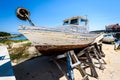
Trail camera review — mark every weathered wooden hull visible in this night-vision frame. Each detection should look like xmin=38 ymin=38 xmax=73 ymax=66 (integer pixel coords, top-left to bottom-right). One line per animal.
xmin=35 ymin=43 xmax=91 ymax=56
xmin=18 ymin=26 xmax=99 ymax=56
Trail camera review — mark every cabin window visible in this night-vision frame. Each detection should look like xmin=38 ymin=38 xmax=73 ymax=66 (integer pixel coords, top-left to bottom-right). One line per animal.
xmin=70 ymin=19 xmax=78 ymax=25
xmin=80 ymin=19 xmax=86 ymax=25
xmin=63 ymin=21 xmax=69 ymax=25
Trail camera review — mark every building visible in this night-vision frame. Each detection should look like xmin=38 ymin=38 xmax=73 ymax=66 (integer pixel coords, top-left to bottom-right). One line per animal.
xmin=105 ymin=24 xmax=120 ymax=32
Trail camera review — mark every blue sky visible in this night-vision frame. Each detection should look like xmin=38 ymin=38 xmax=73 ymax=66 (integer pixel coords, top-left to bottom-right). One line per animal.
xmin=0 ymin=0 xmax=120 ymax=33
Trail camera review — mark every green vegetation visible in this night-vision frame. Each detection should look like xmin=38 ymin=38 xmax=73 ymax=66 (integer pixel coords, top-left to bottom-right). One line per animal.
xmin=0 ymin=32 xmax=11 ymax=36
xmin=0 ymin=37 xmax=39 ymax=61
xmin=22 ymin=53 xmax=30 ymax=58
xmin=9 ymin=46 xmax=29 ymax=60
xmin=9 ymin=42 xmax=32 ymax=61
xmin=10 ymin=53 xmax=30 ymax=60
xmin=0 ymin=39 xmax=28 ymax=49
xmin=22 ymin=42 xmax=32 ymax=47
xmin=0 ymin=39 xmax=27 ymax=44
xmin=10 ymin=53 xmax=23 ymax=60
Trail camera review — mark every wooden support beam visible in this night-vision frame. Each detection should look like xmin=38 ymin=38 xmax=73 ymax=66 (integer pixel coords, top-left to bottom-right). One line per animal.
xmin=84 ymin=49 xmax=98 ymax=78
xmin=69 ymin=50 xmax=89 ymax=80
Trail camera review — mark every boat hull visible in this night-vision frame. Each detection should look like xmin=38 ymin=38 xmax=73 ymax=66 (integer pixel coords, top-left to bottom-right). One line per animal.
xmin=35 ymin=44 xmax=91 ymax=56
xmin=18 ymin=26 xmax=97 ymax=56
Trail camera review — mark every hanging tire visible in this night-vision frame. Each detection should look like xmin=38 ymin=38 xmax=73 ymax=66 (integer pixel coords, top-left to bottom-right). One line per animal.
xmin=16 ymin=7 xmax=30 ymax=20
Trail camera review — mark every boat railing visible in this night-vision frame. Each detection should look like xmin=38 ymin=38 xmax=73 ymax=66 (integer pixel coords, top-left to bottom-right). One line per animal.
xmin=19 ymin=24 xmax=88 ymax=33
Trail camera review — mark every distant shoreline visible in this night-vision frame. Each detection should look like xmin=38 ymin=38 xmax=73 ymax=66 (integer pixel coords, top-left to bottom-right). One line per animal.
xmin=9 ymin=34 xmax=27 ymax=40
xmin=0 ymin=32 xmax=27 ymax=40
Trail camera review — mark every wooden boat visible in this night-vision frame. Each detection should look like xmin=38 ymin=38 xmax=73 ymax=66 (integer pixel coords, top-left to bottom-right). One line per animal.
xmin=16 ymin=8 xmax=99 ymax=56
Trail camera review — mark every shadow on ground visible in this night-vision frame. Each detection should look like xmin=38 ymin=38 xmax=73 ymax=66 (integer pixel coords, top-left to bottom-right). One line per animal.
xmin=13 ymin=56 xmax=67 ymax=80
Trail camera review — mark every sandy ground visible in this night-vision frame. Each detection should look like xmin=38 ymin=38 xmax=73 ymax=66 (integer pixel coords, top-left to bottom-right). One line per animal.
xmin=12 ymin=43 xmax=120 ymax=80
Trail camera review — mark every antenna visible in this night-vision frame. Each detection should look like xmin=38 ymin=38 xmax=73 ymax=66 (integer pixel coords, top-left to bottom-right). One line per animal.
xmin=16 ymin=7 xmax=35 ymax=26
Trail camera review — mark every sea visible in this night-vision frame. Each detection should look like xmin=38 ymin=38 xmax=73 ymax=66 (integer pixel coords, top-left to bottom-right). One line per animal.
xmin=9 ymin=35 xmax=27 ymax=40
xmin=9 ymin=32 xmax=27 ymax=40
